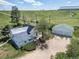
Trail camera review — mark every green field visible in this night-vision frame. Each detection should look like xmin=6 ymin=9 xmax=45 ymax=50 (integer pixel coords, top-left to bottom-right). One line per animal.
xmin=22 ymin=10 xmax=79 ymax=26
xmin=0 ymin=10 xmax=79 ymax=27
xmin=0 ymin=10 xmax=79 ymax=59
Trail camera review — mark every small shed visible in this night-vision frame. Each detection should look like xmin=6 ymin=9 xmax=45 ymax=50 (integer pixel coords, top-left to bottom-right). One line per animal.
xmin=10 ymin=24 xmax=37 ymax=49
xmin=52 ymin=24 xmax=74 ymax=38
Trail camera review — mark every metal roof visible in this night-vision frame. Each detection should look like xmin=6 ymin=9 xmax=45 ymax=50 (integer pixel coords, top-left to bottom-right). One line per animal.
xmin=52 ymin=24 xmax=74 ymax=37
xmin=10 ymin=25 xmax=36 ymax=49
xmin=11 ymin=24 xmax=34 ymax=35
xmin=11 ymin=27 xmax=28 ymax=34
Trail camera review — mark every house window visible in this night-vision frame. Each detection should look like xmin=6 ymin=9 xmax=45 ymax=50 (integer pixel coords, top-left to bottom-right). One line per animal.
xmin=24 ymin=41 xmax=27 ymax=43
xmin=29 ymin=39 xmax=32 ymax=41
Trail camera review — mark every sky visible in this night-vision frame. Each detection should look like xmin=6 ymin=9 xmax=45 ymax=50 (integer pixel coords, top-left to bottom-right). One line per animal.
xmin=0 ymin=0 xmax=79 ymax=10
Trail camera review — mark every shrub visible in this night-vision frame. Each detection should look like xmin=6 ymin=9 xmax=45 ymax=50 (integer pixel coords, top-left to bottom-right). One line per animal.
xmin=21 ymin=41 xmax=37 ymax=51
xmin=74 ymin=26 xmax=79 ymax=37
xmin=66 ymin=39 xmax=79 ymax=58
xmin=55 ymin=52 xmax=70 ymax=59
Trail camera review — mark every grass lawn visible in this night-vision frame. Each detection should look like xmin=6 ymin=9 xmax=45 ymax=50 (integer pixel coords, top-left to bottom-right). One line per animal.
xmin=0 ymin=12 xmax=10 ymax=27
xmin=0 ymin=43 xmax=28 ymax=59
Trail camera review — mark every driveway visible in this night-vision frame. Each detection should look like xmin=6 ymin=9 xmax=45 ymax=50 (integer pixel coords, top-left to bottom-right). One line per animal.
xmin=18 ymin=36 xmax=70 ymax=59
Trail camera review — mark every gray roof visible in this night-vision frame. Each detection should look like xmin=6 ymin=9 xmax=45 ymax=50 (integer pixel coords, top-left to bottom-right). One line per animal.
xmin=52 ymin=24 xmax=74 ymax=37
xmin=10 ymin=25 xmax=36 ymax=49
xmin=11 ymin=27 xmax=28 ymax=34
xmin=11 ymin=24 xmax=34 ymax=35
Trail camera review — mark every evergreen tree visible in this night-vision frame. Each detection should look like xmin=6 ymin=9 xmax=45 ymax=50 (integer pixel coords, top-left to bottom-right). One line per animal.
xmin=11 ymin=6 xmax=20 ymax=26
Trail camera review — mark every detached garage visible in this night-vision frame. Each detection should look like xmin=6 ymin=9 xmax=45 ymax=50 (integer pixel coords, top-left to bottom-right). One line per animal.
xmin=52 ymin=24 xmax=74 ymax=38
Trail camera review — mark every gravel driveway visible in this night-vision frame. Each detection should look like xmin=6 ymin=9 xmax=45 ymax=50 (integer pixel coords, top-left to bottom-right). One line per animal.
xmin=18 ymin=36 xmax=70 ymax=59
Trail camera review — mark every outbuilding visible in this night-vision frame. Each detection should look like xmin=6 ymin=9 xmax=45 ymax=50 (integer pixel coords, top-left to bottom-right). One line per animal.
xmin=52 ymin=24 xmax=74 ymax=38
xmin=10 ymin=24 xmax=37 ymax=49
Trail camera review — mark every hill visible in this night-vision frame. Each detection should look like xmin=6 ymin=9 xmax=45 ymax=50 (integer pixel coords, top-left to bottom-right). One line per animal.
xmin=59 ymin=6 xmax=79 ymax=10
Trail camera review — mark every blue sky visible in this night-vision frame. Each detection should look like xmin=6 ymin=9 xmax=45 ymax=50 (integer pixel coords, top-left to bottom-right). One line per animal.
xmin=0 ymin=0 xmax=79 ymax=10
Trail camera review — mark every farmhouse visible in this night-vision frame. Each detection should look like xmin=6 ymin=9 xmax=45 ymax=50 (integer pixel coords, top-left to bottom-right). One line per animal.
xmin=52 ymin=24 xmax=74 ymax=38
xmin=10 ymin=24 xmax=38 ymax=49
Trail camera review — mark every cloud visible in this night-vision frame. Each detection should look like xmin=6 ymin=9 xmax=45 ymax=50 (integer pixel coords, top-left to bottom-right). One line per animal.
xmin=17 ymin=1 xmax=24 ymax=4
xmin=67 ymin=0 xmax=71 ymax=4
xmin=24 ymin=0 xmax=43 ymax=6
xmin=0 ymin=0 xmax=15 ymax=6
xmin=24 ymin=0 xmax=35 ymax=3
xmin=32 ymin=1 xmax=43 ymax=6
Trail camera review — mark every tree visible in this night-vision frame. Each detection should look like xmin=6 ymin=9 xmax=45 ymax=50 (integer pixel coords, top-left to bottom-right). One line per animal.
xmin=36 ymin=19 xmax=48 ymax=33
xmin=22 ymin=15 xmax=29 ymax=25
xmin=66 ymin=39 xmax=79 ymax=58
xmin=11 ymin=6 xmax=20 ymax=26
xmin=1 ymin=25 xmax=10 ymax=37
xmin=1 ymin=25 xmax=10 ymax=42
xmin=36 ymin=19 xmax=49 ymax=45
